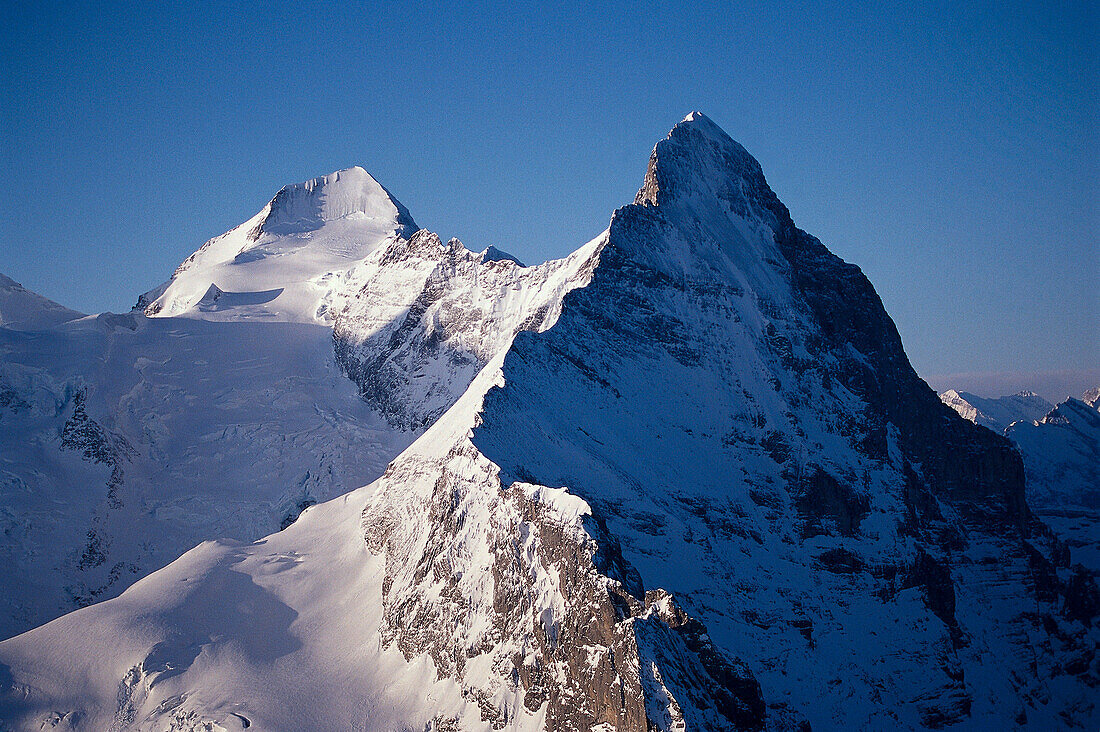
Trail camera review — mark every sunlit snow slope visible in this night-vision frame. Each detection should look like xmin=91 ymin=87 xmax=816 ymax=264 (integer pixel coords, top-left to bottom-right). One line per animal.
xmin=939 ymin=389 xmax=1053 ymax=434
xmin=139 ymin=166 xmax=417 ymax=323
xmin=0 ymin=173 xmax=596 ymax=642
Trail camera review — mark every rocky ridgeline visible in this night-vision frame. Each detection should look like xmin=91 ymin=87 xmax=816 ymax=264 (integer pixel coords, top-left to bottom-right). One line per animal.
xmin=332 ymin=230 xmax=600 ymax=431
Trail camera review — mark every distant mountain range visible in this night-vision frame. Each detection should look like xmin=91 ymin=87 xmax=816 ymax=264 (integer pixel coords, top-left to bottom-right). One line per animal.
xmin=942 ymin=386 xmax=1100 ymax=573
xmin=938 ymin=389 xmax=1054 ymax=433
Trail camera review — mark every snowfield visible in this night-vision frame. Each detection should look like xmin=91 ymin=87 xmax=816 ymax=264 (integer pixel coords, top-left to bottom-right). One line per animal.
xmin=0 ymin=273 xmax=83 ymax=332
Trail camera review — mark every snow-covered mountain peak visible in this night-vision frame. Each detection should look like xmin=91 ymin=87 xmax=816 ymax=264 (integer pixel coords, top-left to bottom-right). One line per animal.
xmin=939 ymin=388 xmax=1054 ymax=433
xmin=140 ymin=166 xmax=417 ymax=323
xmin=2 ymin=116 xmax=1097 ymax=730
xmin=256 ymin=165 xmax=416 ymax=238
xmin=0 ymin=272 xmax=84 ymax=331
xmin=1039 ymin=395 xmax=1100 ymax=425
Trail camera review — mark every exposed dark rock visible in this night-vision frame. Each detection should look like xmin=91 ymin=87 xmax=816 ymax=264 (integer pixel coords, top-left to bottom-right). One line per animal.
xmin=1063 ymin=566 xmax=1100 ymax=627
xmin=915 ymin=686 xmax=972 ymax=729
xmin=77 ymin=529 xmax=110 ymax=570
xmin=902 ymin=549 xmax=958 ymax=635
xmin=0 ymin=385 xmax=29 ymax=413
xmin=639 ymin=590 xmax=766 ymax=730
xmin=815 ymin=547 xmax=865 ymax=574
xmin=279 ymin=498 xmax=317 ymax=531
xmin=60 ymin=390 xmax=116 ymax=464
xmin=795 ymin=468 xmax=870 ymax=538
xmin=65 ymin=561 xmax=141 ymax=608
xmin=1024 ymin=540 xmax=1061 ymax=603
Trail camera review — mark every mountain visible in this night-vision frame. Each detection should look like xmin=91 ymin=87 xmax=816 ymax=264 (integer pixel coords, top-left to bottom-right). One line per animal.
xmin=939 ymin=389 xmax=1054 ymax=433
xmin=0 ymin=273 xmax=83 ymax=331
xmin=1 ymin=114 xmax=1097 ymax=730
xmin=0 ymin=173 xmax=593 ymax=641
xmin=138 ymin=166 xmax=417 ymax=323
xmin=1006 ymin=392 xmax=1100 ymax=572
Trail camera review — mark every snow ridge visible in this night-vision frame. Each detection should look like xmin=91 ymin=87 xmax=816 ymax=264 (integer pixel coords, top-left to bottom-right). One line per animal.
xmin=140 ymin=166 xmax=416 ymax=323
xmin=0 ymin=273 xmax=84 ymax=331
xmin=939 ymin=388 xmax=1054 ymax=433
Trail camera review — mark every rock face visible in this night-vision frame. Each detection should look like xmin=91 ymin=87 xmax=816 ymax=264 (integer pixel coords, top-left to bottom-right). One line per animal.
xmin=332 ymin=229 xmax=601 ymax=430
xmin=0 ymin=114 xmax=1096 ymax=731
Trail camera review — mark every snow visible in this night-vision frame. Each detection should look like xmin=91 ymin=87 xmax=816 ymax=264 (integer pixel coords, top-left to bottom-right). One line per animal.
xmin=1007 ymin=392 xmax=1100 ymax=571
xmin=0 ymin=167 xmax=600 ymax=643
xmin=942 ymin=386 xmax=1100 ymax=572
xmin=0 ymin=481 xmax=472 ymax=731
xmin=0 ymin=273 xmax=83 ymax=331
xmin=332 ymin=229 xmax=603 ymax=430
xmin=938 ymin=388 xmax=1053 ymax=433
xmin=141 ymin=166 xmax=416 ymax=323
xmin=0 ymin=312 xmax=416 ymax=640
xmin=0 ymin=166 xmax=586 ymax=727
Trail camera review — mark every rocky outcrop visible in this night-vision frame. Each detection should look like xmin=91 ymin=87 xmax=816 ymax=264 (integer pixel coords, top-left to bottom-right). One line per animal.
xmin=362 ymin=436 xmax=765 ymax=731
xmin=333 ymin=230 xmax=600 ymax=430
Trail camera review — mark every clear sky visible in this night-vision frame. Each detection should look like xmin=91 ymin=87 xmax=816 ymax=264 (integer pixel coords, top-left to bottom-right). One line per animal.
xmin=1 ymin=1 xmax=1096 ymax=400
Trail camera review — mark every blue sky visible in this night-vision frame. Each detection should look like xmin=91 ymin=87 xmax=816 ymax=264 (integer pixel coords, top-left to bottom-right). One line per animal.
xmin=1 ymin=1 xmax=1096 ymax=399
